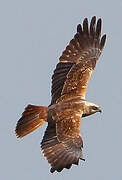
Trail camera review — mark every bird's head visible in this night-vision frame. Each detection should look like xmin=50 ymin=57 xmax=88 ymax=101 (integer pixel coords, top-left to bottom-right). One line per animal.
xmin=83 ymin=101 xmax=102 ymax=117
xmin=90 ymin=104 xmax=102 ymax=114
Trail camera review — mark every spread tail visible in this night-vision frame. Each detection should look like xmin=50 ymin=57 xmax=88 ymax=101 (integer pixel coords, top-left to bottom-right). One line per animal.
xmin=15 ymin=104 xmax=47 ymax=138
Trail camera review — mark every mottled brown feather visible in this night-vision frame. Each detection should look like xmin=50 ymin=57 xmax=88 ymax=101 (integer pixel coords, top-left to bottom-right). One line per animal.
xmin=59 ymin=16 xmax=106 ymax=63
xmin=16 ymin=17 xmax=106 ymax=173
xmin=59 ymin=59 xmax=94 ymax=100
xmin=16 ymin=105 xmax=47 ymax=138
xmin=51 ymin=16 xmax=106 ymax=104
xmin=41 ymin=16 xmax=106 ymax=173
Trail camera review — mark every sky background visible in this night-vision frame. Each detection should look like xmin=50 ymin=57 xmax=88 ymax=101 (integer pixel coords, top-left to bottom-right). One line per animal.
xmin=1 ymin=0 xmax=122 ymax=179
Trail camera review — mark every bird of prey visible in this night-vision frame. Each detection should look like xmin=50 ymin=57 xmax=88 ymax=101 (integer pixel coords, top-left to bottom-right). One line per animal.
xmin=15 ymin=16 xmax=106 ymax=173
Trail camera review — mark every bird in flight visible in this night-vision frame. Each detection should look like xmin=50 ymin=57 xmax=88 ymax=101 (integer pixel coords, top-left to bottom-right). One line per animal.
xmin=15 ymin=16 xmax=106 ymax=173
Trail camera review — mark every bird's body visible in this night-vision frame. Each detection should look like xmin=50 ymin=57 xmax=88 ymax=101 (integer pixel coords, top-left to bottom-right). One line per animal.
xmin=15 ymin=16 xmax=106 ymax=173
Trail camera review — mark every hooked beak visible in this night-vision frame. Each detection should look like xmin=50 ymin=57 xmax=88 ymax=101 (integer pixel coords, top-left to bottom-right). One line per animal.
xmin=98 ymin=107 xmax=102 ymax=113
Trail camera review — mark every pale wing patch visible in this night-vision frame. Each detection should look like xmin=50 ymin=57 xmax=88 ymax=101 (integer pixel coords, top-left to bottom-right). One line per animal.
xmin=58 ymin=61 xmax=94 ymax=102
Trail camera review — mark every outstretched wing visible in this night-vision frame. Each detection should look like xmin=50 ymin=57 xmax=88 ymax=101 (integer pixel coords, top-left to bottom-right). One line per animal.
xmin=59 ymin=16 xmax=106 ymax=63
xmin=41 ymin=17 xmax=106 ymax=173
xmin=42 ymin=103 xmax=84 ymax=173
xmin=51 ymin=16 xmax=106 ymax=103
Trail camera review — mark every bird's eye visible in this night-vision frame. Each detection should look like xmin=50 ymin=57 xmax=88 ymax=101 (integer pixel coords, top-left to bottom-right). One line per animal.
xmin=92 ymin=106 xmax=98 ymax=110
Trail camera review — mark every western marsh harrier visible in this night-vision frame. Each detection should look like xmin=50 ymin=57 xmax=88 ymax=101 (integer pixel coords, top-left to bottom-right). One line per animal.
xmin=15 ymin=16 xmax=106 ymax=173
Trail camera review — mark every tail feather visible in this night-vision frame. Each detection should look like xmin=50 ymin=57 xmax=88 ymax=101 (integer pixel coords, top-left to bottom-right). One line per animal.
xmin=15 ymin=104 xmax=47 ymax=138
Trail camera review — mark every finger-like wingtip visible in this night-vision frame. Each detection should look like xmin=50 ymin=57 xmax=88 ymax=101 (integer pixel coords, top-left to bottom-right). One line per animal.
xmin=100 ymin=34 xmax=106 ymax=50
xmin=77 ymin=24 xmax=82 ymax=33
xmin=96 ymin=18 xmax=102 ymax=38
xmin=90 ymin=16 xmax=96 ymax=36
xmin=83 ymin=18 xmax=89 ymax=34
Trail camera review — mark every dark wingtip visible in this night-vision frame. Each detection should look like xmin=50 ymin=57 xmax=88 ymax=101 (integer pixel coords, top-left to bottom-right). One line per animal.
xmin=50 ymin=167 xmax=64 ymax=173
xmin=80 ymin=158 xmax=85 ymax=161
xmin=100 ymin=34 xmax=106 ymax=49
xmin=96 ymin=18 xmax=102 ymax=38
xmin=91 ymin=16 xmax=96 ymax=25
xmin=83 ymin=18 xmax=89 ymax=34
xmin=77 ymin=24 xmax=82 ymax=33
xmin=90 ymin=16 xmax=96 ymax=36
xmin=66 ymin=164 xmax=72 ymax=169
xmin=50 ymin=168 xmax=55 ymax=173
xmin=92 ymin=16 xmax=96 ymax=20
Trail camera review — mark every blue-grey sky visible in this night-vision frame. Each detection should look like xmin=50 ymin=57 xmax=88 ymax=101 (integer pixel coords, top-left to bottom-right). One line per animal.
xmin=1 ymin=0 xmax=122 ymax=179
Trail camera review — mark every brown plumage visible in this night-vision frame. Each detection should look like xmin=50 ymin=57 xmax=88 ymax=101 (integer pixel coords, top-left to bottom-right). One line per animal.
xmin=15 ymin=16 xmax=106 ymax=173
xmin=15 ymin=105 xmax=47 ymax=138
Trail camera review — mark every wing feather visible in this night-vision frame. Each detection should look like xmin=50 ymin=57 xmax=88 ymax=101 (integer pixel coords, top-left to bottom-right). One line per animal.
xmin=90 ymin=16 xmax=96 ymax=37
xmin=100 ymin=34 xmax=106 ymax=50
xmin=41 ymin=101 xmax=84 ymax=173
xmin=51 ymin=62 xmax=74 ymax=104
xmin=83 ymin=18 xmax=89 ymax=35
xmin=51 ymin=16 xmax=106 ymax=104
xmin=59 ymin=16 xmax=106 ymax=63
xmin=59 ymin=60 xmax=94 ymax=100
xmin=56 ymin=17 xmax=106 ymax=100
